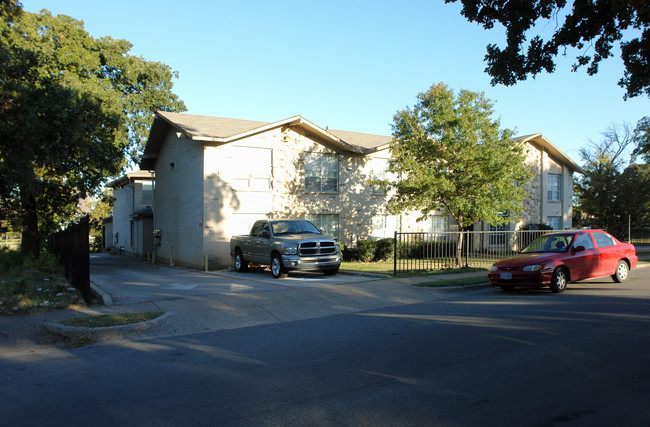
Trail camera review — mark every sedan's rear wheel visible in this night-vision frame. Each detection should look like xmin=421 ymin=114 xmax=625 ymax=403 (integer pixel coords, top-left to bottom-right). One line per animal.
xmin=550 ymin=267 xmax=568 ymax=293
xmin=612 ymin=260 xmax=629 ymax=283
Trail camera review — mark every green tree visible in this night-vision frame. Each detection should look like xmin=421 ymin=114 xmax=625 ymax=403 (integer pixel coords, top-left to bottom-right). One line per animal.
xmin=383 ymin=83 xmax=532 ymax=265
xmin=573 ymin=123 xmax=649 ymax=235
xmin=87 ymin=190 xmax=113 ymax=252
xmin=632 ymin=116 xmax=650 ymax=162
xmin=446 ymin=0 xmax=650 ymax=99
xmin=0 ymin=6 xmax=186 ymax=257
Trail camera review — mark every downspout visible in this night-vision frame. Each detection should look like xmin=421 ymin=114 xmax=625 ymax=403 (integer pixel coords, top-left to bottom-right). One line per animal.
xmin=540 ymin=149 xmax=545 ymax=224
xmin=151 ymin=170 xmax=156 ymax=264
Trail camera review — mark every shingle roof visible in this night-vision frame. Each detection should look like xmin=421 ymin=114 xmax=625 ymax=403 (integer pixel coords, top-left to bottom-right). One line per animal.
xmin=327 ymin=129 xmax=393 ymax=149
xmin=141 ymin=112 xmax=392 ymax=170
xmin=156 ymin=111 xmax=269 ymax=139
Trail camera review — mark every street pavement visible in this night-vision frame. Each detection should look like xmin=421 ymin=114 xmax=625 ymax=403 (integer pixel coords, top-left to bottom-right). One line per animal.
xmin=0 ymin=253 xmax=490 ymax=351
xmin=3 ymin=253 xmax=647 ymax=353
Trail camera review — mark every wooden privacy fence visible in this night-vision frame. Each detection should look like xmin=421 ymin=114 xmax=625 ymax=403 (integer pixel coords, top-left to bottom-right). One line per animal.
xmin=50 ymin=216 xmax=92 ymax=303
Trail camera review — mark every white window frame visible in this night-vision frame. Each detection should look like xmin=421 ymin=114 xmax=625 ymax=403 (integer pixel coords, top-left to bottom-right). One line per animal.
xmin=305 ymin=214 xmax=339 ymax=240
xmin=547 ymin=216 xmax=562 ymax=230
xmin=305 ymin=153 xmax=338 ymax=193
xmin=371 ymin=214 xmax=398 ymax=239
xmin=548 ymin=173 xmax=562 ymax=201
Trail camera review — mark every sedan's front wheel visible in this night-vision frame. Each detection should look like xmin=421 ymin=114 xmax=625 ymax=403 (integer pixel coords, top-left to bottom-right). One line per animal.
xmin=612 ymin=260 xmax=629 ymax=283
xmin=550 ymin=267 xmax=568 ymax=293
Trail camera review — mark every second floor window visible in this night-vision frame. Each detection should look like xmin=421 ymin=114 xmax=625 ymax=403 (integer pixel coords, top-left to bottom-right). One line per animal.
xmin=548 ymin=173 xmax=562 ymax=201
xmin=305 ymin=153 xmax=338 ymax=192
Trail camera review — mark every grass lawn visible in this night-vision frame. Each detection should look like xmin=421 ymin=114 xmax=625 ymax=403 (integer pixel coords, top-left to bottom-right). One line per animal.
xmin=58 ymin=312 xmax=163 ymax=328
xmin=414 ymin=276 xmax=489 ymax=287
xmin=0 ymin=249 xmax=93 ymax=314
xmin=341 ymin=260 xmax=487 ymax=277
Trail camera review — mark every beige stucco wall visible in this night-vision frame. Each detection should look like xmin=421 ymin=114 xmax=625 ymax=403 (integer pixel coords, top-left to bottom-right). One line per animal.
xmin=154 ymin=125 xmax=579 ymax=267
xmin=202 ymin=127 xmax=397 ymax=264
xmin=111 ymin=180 xmax=153 ymax=255
xmin=154 ymin=132 xmax=205 ymax=267
xmin=519 ymin=140 xmax=575 ymax=229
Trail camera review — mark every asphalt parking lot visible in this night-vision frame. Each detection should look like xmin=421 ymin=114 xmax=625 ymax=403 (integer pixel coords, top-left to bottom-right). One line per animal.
xmin=90 ymin=253 xmax=382 ymax=305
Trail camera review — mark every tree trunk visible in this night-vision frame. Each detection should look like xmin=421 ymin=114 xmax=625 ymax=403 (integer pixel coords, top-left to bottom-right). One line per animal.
xmin=455 ymin=228 xmax=464 ymax=267
xmin=21 ymin=194 xmax=40 ymax=258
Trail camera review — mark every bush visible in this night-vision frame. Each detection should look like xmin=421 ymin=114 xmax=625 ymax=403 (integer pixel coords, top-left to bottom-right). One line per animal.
xmin=357 ymin=240 xmax=376 ymax=262
xmin=0 ymin=248 xmax=24 ymax=272
xmin=522 ymin=223 xmax=553 ymax=231
xmin=396 ymin=239 xmax=457 ymax=259
xmin=375 ymin=238 xmax=394 ymax=261
xmin=355 ymin=239 xmax=395 ymax=262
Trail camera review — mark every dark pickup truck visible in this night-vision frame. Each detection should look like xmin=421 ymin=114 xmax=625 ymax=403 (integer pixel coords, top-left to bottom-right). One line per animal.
xmin=229 ymin=219 xmax=342 ymax=278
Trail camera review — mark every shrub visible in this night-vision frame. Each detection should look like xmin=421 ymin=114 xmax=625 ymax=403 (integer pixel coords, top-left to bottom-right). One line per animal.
xmin=0 ymin=248 xmax=24 ymax=272
xmin=375 ymin=238 xmax=394 ymax=261
xmin=357 ymin=240 xmax=376 ymax=262
xmin=522 ymin=223 xmax=553 ymax=231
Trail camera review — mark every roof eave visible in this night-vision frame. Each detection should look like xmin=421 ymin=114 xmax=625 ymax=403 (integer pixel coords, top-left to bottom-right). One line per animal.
xmin=518 ymin=133 xmax=586 ymax=175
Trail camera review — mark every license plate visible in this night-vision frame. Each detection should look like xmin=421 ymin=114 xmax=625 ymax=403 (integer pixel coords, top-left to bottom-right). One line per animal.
xmin=500 ymin=272 xmax=512 ymax=280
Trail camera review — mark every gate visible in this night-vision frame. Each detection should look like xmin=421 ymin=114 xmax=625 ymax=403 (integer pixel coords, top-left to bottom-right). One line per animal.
xmin=50 ymin=216 xmax=92 ymax=303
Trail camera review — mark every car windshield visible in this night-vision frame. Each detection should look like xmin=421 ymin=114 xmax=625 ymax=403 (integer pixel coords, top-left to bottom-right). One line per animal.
xmin=272 ymin=220 xmax=321 ymax=236
xmin=521 ymin=234 xmax=574 ymax=253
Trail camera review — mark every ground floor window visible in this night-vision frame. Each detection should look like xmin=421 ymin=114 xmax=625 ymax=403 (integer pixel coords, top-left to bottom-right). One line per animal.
xmin=547 ymin=216 xmax=562 ymax=230
xmin=371 ymin=215 xmax=398 ymax=239
xmin=425 ymin=215 xmax=448 ymax=234
xmin=488 ymin=214 xmax=510 ymax=246
xmin=305 ymin=214 xmax=339 ymax=240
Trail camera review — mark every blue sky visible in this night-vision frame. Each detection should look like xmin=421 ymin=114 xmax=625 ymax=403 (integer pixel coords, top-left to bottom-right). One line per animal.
xmin=21 ymin=0 xmax=649 ymax=162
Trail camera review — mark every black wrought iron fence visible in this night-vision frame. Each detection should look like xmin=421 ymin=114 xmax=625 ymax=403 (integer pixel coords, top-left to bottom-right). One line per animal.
xmin=393 ymin=230 xmax=549 ymax=274
xmin=50 ymin=216 xmax=92 ymax=303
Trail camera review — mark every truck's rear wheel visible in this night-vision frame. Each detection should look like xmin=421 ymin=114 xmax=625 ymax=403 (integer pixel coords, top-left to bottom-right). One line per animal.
xmin=271 ymin=253 xmax=288 ymax=279
xmin=234 ymin=251 xmax=248 ymax=272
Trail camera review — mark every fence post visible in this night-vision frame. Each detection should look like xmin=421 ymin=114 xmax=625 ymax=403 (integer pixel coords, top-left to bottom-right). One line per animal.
xmin=465 ymin=230 xmax=469 ymax=268
xmin=393 ymin=231 xmax=397 ymax=276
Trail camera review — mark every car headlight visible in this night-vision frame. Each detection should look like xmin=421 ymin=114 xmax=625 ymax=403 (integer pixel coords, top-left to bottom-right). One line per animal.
xmin=490 ymin=265 xmax=498 ymax=272
xmin=281 ymin=246 xmax=297 ymax=255
xmin=523 ymin=265 xmax=542 ymax=272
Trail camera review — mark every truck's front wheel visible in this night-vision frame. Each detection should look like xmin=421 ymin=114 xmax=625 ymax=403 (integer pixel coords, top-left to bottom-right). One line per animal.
xmin=271 ymin=253 xmax=288 ymax=279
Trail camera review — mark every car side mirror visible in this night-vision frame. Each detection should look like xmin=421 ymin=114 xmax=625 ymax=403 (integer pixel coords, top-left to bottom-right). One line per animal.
xmin=260 ymin=230 xmax=270 ymax=239
xmin=572 ymin=245 xmax=585 ymax=253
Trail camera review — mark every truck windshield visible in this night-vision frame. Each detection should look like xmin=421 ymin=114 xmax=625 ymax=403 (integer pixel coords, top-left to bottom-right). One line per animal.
xmin=272 ymin=220 xmax=321 ymax=236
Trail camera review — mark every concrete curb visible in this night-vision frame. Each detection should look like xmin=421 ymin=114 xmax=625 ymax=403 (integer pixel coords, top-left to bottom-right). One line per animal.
xmin=90 ymin=282 xmax=113 ymax=306
xmin=44 ymin=312 xmax=170 ymax=341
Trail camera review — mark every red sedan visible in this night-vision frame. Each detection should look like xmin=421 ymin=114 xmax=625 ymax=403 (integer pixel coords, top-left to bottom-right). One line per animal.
xmin=489 ymin=230 xmax=638 ymax=293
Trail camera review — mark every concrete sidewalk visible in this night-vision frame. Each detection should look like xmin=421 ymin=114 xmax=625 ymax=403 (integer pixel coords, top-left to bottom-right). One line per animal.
xmin=0 ymin=269 xmax=490 ymax=351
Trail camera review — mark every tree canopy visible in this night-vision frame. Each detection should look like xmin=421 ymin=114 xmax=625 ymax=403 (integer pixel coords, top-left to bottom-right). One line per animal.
xmin=632 ymin=116 xmax=650 ymax=162
xmin=574 ymin=123 xmax=650 ymax=235
xmin=446 ymin=0 xmax=650 ymax=99
xmin=383 ymin=83 xmax=532 ymax=264
xmin=0 ymin=3 xmax=186 ymax=256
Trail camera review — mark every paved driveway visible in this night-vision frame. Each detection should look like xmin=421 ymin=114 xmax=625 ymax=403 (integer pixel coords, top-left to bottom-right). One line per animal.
xmin=90 ymin=254 xmax=380 ymax=305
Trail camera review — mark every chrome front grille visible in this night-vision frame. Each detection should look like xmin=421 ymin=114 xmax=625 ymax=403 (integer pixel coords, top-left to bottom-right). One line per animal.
xmin=298 ymin=241 xmax=337 ymax=256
